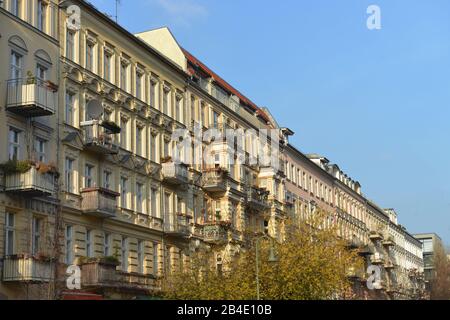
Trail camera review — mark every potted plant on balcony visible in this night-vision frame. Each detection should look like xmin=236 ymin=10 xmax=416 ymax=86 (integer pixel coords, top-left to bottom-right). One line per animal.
xmin=35 ymin=161 xmax=59 ymax=177
xmin=0 ymin=159 xmax=32 ymax=174
xmin=100 ymin=119 xmax=121 ymax=134
xmin=26 ymin=71 xmax=37 ymax=85
xmin=99 ymin=255 xmax=121 ymax=267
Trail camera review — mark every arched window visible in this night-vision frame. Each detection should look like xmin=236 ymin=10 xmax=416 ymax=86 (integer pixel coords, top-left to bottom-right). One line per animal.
xmin=34 ymin=49 xmax=52 ymax=80
xmin=8 ymin=36 xmax=27 ymax=79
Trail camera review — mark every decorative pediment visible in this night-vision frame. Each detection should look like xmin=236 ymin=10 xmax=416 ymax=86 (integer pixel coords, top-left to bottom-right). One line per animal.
xmin=61 ymin=130 xmax=84 ymax=150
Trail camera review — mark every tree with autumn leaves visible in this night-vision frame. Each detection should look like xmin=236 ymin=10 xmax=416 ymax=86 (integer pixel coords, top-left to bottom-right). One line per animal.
xmin=429 ymin=242 xmax=450 ymax=300
xmin=162 ymin=210 xmax=363 ymax=300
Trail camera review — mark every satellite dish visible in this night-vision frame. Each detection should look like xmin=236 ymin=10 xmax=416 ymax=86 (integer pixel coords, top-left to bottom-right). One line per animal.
xmin=86 ymin=99 xmax=103 ymax=119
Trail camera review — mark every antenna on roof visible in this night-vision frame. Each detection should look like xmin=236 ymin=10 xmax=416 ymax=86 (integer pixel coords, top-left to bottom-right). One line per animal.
xmin=114 ymin=0 xmax=121 ymax=23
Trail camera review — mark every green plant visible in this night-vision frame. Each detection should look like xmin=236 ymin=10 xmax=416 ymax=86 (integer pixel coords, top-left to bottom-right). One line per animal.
xmin=101 ymin=255 xmax=120 ymax=265
xmin=0 ymin=159 xmax=32 ymax=174
xmin=101 ymin=119 xmax=121 ymax=134
xmin=26 ymin=71 xmax=36 ymax=85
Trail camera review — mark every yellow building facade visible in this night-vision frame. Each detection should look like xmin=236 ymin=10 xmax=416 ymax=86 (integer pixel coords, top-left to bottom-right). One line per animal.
xmin=0 ymin=0 xmax=424 ymax=300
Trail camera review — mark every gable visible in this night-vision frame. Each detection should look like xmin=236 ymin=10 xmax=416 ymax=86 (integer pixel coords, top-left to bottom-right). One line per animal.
xmin=135 ymin=27 xmax=187 ymax=71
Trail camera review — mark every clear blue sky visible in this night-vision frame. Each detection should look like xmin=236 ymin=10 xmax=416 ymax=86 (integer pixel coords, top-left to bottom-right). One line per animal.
xmin=89 ymin=0 xmax=450 ymax=245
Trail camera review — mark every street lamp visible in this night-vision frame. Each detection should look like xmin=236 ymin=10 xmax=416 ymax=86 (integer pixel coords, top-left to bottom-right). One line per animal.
xmin=255 ymin=235 xmax=278 ymax=300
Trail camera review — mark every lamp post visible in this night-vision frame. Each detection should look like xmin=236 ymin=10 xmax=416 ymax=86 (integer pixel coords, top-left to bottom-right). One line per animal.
xmin=255 ymin=235 xmax=278 ymax=300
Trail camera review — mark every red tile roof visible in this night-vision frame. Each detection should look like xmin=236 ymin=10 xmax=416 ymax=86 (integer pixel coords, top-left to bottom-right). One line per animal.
xmin=182 ymin=48 xmax=271 ymax=125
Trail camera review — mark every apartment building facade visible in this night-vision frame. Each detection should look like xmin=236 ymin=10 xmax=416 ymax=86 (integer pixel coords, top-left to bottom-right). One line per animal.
xmin=284 ymin=149 xmax=425 ymax=299
xmin=0 ymin=0 xmax=424 ymax=300
xmin=0 ymin=0 xmax=60 ymax=300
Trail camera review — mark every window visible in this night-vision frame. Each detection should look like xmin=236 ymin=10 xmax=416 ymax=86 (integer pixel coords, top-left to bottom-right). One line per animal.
xmin=103 ymin=51 xmax=112 ymax=81
xmin=165 ymin=245 xmax=171 ymax=274
xmin=136 ymin=127 xmax=143 ymax=156
xmin=163 ymin=89 xmax=169 ymax=114
xmin=153 ymin=242 xmax=159 ymax=275
xmin=37 ymin=0 xmax=47 ymax=32
xmin=32 ymin=217 xmax=42 ymax=255
xmin=422 ymin=239 xmax=433 ymax=253
xmin=103 ymin=170 xmax=112 ymax=190
xmin=5 ymin=212 xmax=15 ymax=256
xmin=36 ymin=63 xmax=47 ymax=81
xmin=175 ymin=97 xmax=182 ymax=122
xmin=11 ymin=0 xmax=21 ymax=16
xmin=136 ymin=182 xmax=144 ymax=213
xmin=9 ymin=128 xmax=20 ymax=160
xmin=104 ymin=233 xmax=111 ymax=256
xmin=66 ymin=225 xmax=73 ymax=264
xmin=86 ymin=229 xmax=92 ymax=257
xmin=151 ymin=188 xmax=158 ymax=217
xmin=193 ymin=195 xmax=198 ymax=222
xmin=149 ymin=80 xmax=156 ymax=107
xmin=120 ymin=176 xmax=128 ymax=208
xmin=121 ymin=237 xmax=128 ymax=271
xmin=150 ymin=134 xmax=156 ymax=161
xmin=136 ymin=71 xmax=143 ymax=100
xmin=213 ymin=111 xmax=219 ymax=128
xmin=85 ymin=164 xmax=94 ymax=188
xmin=86 ymin=42 xmax=94 ymax=71
xmin=65 ymin=91 xmax=75 ymax=125
xmin=34 ymin=137 xmax=46 ymax=162
xmin=138 ymin=240 xmax=144 ymax=274
xmin=10 ymin=51 xmax=22 ymax=79
xmin=65 ymin=157 xmax=74 ymax=193
xmin=66 ymin=30 xmax=75 ymax=60
xmin=120 ymin=118 xmax=128 ymax=148
xmin=201 ymin=103 xmax=206 ymax=125
xmin=120 ymin=62 xmax=129 ymax=91
xmin=190 ymin=96 xmax=196 ymax=121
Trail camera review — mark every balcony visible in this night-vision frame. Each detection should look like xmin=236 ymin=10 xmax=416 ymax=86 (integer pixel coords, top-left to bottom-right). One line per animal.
xmin=81 ymin=187 xmax=119 ymax=218
xmin=384 ymin=261 xmax=395 ymax=270
xmin=81 ymin=120 xmax=120 ymax=155
xmin=6 ymin=78 xmax=57 ymax=117
xmin=202 ymin=168 xmax=228 ymax=193
xmin=246 ymin=187 xmax=270 ymax=211
xmin=346 ymin=236 xmax=363 ymax=250
xmin=346 ymin=266 xmax=365 ymax=280
xmin=371 ymin=252 xmax=384 ymax=265
xmin=81 ymin=260 xmax=159 ymax=294
xmin=382 ymin=236 xmax=395 ymax=247
xmin=2 ymin=255 xmax=54 ymax=282
xmin=3 ymin=163 xmax=55 ymax=197
xmin=164 ymin=214 xmax=190 ymax=237
xmin=358 ymin=244 xmax=374 ymax=256
xmin=202 ymin=223 xmax=229 ymax=244
xmin=369 ymin=230 xmax=384 ymax=241
xmin=161 ymin=160 xmax=189 ymax=185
